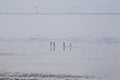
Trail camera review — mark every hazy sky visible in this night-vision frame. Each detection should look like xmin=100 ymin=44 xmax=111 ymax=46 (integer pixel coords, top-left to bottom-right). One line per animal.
xmin=0 ymin=0 xmax=120 ymax=38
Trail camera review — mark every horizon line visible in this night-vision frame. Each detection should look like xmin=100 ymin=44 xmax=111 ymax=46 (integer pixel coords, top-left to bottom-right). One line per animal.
xmin=0 ymin=12 xmax=120 ymax=15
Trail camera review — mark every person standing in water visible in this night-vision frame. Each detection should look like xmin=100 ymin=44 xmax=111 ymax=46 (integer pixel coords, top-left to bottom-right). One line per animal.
xmin=63 ymin=42 xmax=65 ymax=51
xmin=53 ymin=42 xmax=56 ymax=51
xmin=69 ymin=43 xmax=72 ymax=51
xmin=53 ymin=42 xmax=55 ymax=47
xmin=50 ymin=42 xmax=52 ymax=51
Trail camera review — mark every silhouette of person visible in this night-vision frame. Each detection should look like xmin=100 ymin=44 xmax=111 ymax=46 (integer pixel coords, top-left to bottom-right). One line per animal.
xmin=50 ymin=42 xmax=52 ymax=46
xmin=70 ymin=43 xmax=72 ymax=51
xmin=53 ymin=42 xmax=55 ymax=47
xmin=53 ymin=42 xmax=56 ymax=51
xmin=50 ymin=42 xmax=52 ymax=51
xmin=63 ymin=42 xmax=65 ymax=47
xmin=63 ymin=42 xmax=65 ymax=51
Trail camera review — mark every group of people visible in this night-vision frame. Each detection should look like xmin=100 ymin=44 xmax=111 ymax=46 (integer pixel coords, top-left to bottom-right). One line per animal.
xmin=50 ymin=42 xmax=72 ymax=51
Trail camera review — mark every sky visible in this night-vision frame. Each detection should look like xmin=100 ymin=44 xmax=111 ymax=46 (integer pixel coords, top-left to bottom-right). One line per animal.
xmin=0 ymin=0 xmax=120 ymax=38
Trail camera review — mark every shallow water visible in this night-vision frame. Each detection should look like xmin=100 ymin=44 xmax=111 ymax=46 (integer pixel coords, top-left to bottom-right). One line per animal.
xmin=0 ymin=39 xmax=120 ymax=80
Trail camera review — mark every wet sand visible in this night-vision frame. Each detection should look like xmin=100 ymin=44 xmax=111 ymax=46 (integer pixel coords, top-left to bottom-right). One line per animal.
xmin=0 ymin=41 xmax=120 ymax=80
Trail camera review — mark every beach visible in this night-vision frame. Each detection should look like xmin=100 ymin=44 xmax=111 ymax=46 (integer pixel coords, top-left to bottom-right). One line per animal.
xmin=0 ymin=38 xmax=120 ymax=80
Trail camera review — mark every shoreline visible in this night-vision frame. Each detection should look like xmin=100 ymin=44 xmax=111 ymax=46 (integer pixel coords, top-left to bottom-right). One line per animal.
xmin=0 ymin=72 xmax=102 ymax=80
